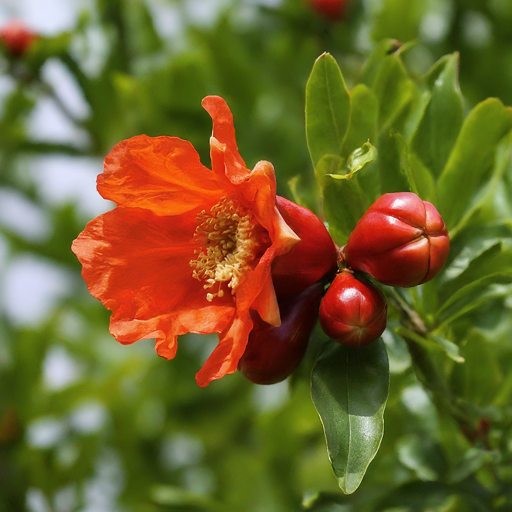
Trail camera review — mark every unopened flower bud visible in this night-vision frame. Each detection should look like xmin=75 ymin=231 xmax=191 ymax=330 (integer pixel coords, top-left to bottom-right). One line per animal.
xmin=0 ymin=21 xmax=37 ymax=57
xmin=272 ymin=196 xmax=338 ymax=298
xmin=345 ymin=192 xmax=450 ymax=287
xmin=238 ymin=282 xmax=323 ymax=385
xmin=319 ymin=271 xmax=387 ymax=348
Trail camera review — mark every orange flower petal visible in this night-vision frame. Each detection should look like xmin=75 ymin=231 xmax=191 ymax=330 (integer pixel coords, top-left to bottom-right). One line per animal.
xmin=72 ymin=207 xmax=235 ymax=356
xmin=195 ymin=311 xmax=254 ymax=387
xmin=202 ymin=95 xmax=246 ymax=169
xmin=98 ymin=135 xmax=227 ymax=216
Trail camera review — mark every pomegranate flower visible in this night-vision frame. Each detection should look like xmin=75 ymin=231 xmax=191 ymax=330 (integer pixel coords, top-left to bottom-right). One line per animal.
xmin=72 ymin=96 xmax=300 ymax=387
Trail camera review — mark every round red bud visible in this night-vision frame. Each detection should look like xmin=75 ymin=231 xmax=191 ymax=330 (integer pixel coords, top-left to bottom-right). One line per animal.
xmin=238 ymin=282 xmax=323 ymax=385
xmin=0 ymin=21 xmax=37 ymax=57
xmin=272 ymin=196 xmax=338 ymax=298
xmin=319 ymin=271 xmax=387 ymax=348
xmin=345 ymin=192 xmax=450 ymax=287
xmin=308 ymin=0 xmax=349 ymax=21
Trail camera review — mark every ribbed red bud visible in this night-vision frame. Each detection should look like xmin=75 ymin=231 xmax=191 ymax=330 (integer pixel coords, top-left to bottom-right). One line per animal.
xmin=0 ymin=21 xmax=37 ymax=57
xmin=272 ymin=196 xmax=338 ymax=298
xmin=308 ymin=0 xmax=349 ymax=21
xmin=238 ymin=282 xmax=323 ymax=385
xmin=345 ymin=192 xmax=450 ymax=287
xmin=319 ymin=271 xmax=387 ymax=348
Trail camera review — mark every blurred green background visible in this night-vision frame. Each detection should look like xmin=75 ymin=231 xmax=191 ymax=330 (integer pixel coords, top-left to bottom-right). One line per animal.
xmin=1 ymin=0 xmax=512 ymax=511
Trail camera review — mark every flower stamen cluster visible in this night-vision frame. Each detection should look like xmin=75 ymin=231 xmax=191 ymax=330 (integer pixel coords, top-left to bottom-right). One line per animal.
xmin=190 ymin=197 xmax=261 ymax=302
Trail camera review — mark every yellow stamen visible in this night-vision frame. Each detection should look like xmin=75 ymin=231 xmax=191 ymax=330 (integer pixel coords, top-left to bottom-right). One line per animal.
xmin=190 ymin=197 xmax=260 ymax=302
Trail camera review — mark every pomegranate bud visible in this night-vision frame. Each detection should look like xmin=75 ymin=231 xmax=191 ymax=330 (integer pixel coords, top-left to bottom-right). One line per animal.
xmin=345 ymin=192 xmax=450 ymax=287
xmin=238 ymin=282 xmax=323 ymax=385
xmin=272 ymin=196 xmax=338 ymax=298
xmin=319 ymin=271 xmax=387 ymax=348
xmin=0 ymin=21 xmax=37 ymax=57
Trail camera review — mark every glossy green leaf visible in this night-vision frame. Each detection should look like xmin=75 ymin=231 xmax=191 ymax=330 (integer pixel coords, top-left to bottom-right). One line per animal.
xmin=449 ymin=130 xmax=512 ymax=238
xmin=439 ymin=241 xmax=512 ymax=302
xmin=408 ymin=152 xmax=438 ymax=204
xmin=316 ymin=154 xmax=364 ymax=244
xmin=396 ymin=328 xmax=463 ymax=364
xmin=411 ymin=54 xmax=464 ymax=178
xmin=346 ymin=141 xmax=378 ymax=175
xmin=311 ymin=340 xmax=389 ymax=494
xmin=322 ymin=173 xmax=371 ymax=246
xmin=437 ymin=279 xmax=512 ymax=328
xmin=437 ymin=98 xmax=512 ymax=229
xmin=361 ymin=39 xmax=398 ymax=87
xmin=377 ymin=131 xmax=413 ymax=194
xmin=439 ymin=237 xmax=507 ymax=285
xmin=306 ymin=53 xmax=351 ymax=168
xmin=371 ymin=52 xmax=418 ymax=132
xmin=315 ymin=154 xmax=344 ymax=187
xmin=342 ymin=84 xmax=378 ymax=157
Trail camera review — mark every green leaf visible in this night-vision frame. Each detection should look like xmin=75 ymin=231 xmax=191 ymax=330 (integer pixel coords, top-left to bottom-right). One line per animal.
xmin=342 ymin=84 xmax=379 ymax=157
xmin=377 ymin=131 xmax=413 ymax=194
xmin=396 ymin=435 xmax=447 ymax=481
xmin=438 ymin=241 xmax=512 ymax=302
xmin=360 ymin=39 xmax=399 ymax=88
xmin=371 ymin=52 xmax=418 ymax=132
xmin=428 ymin=335 xmax=464 ymax=364
xmin=450 ymin=331 xmax=503 ymax=407
xmin=322 ymin=173 xmax=371 ymax=246
xmin=437 ymin=279 xmax=512 ymax=328
xmin=315 ymin=154 xmax=344 ymax=187
xmin=449 ymin=448 xmax=500 ymax=484
xmin=408 ymin=152 xmax=438 ymax=204
xmin=439 ymin=236 xmax=508 ymax=285
xmin=411 ymin=54 xmax=464 ymax=178
xmin=316 ymin=154 xmax=367 ymax=244
xmin=371 ymin=0 xmax=428 ymax=43
xmin=449 ymin=130 xmax=512 ymax=238
xmin=437 ymin=98 xmax=512 ymax=230
xmin=311 ymin=340 xmax=389 ymax=494
xmin=387 ymin=133 xmax=437 ymax=202
xmin=396 ymin=328 xmax=464 ymax=364
xmin=346 ymin=142 xmax=378 ymax=175
xmin=306 ymin=53 xmax=351 ymax=168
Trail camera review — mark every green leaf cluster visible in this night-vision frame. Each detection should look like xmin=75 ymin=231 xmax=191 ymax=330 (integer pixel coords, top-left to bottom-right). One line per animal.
xmin=306 ymin=42 xmax=512 ymax=499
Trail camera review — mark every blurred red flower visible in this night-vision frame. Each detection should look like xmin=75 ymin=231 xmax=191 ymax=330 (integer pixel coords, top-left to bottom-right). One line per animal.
xmin=308 ymin=0 xmax=349 ymax=21
xmin=72 ymin=96 xmax=301 ymax=387
xmin=0 ymin=21 xmax=37 ymax=57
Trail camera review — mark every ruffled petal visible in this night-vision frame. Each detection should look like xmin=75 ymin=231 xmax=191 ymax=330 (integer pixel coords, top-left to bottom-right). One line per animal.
xmin=202 ymin=95 xmax=246 ymax=170
xmin=72 ymin=207 xmax=235 ymax=356
xmin=98 ymin=135 xmax=226 ymax=216
xmin=195 ymin=311 xmax=254 ymax=387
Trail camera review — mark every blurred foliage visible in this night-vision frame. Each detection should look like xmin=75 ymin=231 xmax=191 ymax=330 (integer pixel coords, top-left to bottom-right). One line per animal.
xmin=1 ymin=0 xmax=512 ymax=511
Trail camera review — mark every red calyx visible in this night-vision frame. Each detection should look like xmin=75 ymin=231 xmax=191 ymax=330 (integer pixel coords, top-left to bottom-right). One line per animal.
xmin=308 ymin=0 xmax=349 ymax=21
xmin=238 ymin=282 xmax=323 ymax=385
xmin=345 ymin=192 xmax=450 ymax=287
xmin=319 ymin=271 xmax=387 ymax=348
xmin=272 ymin=196 xmax=338 ymax=298
xmin=0 ymin=21 xmax=37 ymax=57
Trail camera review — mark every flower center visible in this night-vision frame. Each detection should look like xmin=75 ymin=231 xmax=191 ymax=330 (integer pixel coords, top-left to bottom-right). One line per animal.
xmin=190 ymin=197 xmax=261 ymax=302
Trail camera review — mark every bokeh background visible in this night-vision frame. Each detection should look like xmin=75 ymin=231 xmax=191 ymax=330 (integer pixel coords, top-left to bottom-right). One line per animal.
xmin=1 ymin=0 xmax=512 ymax=511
